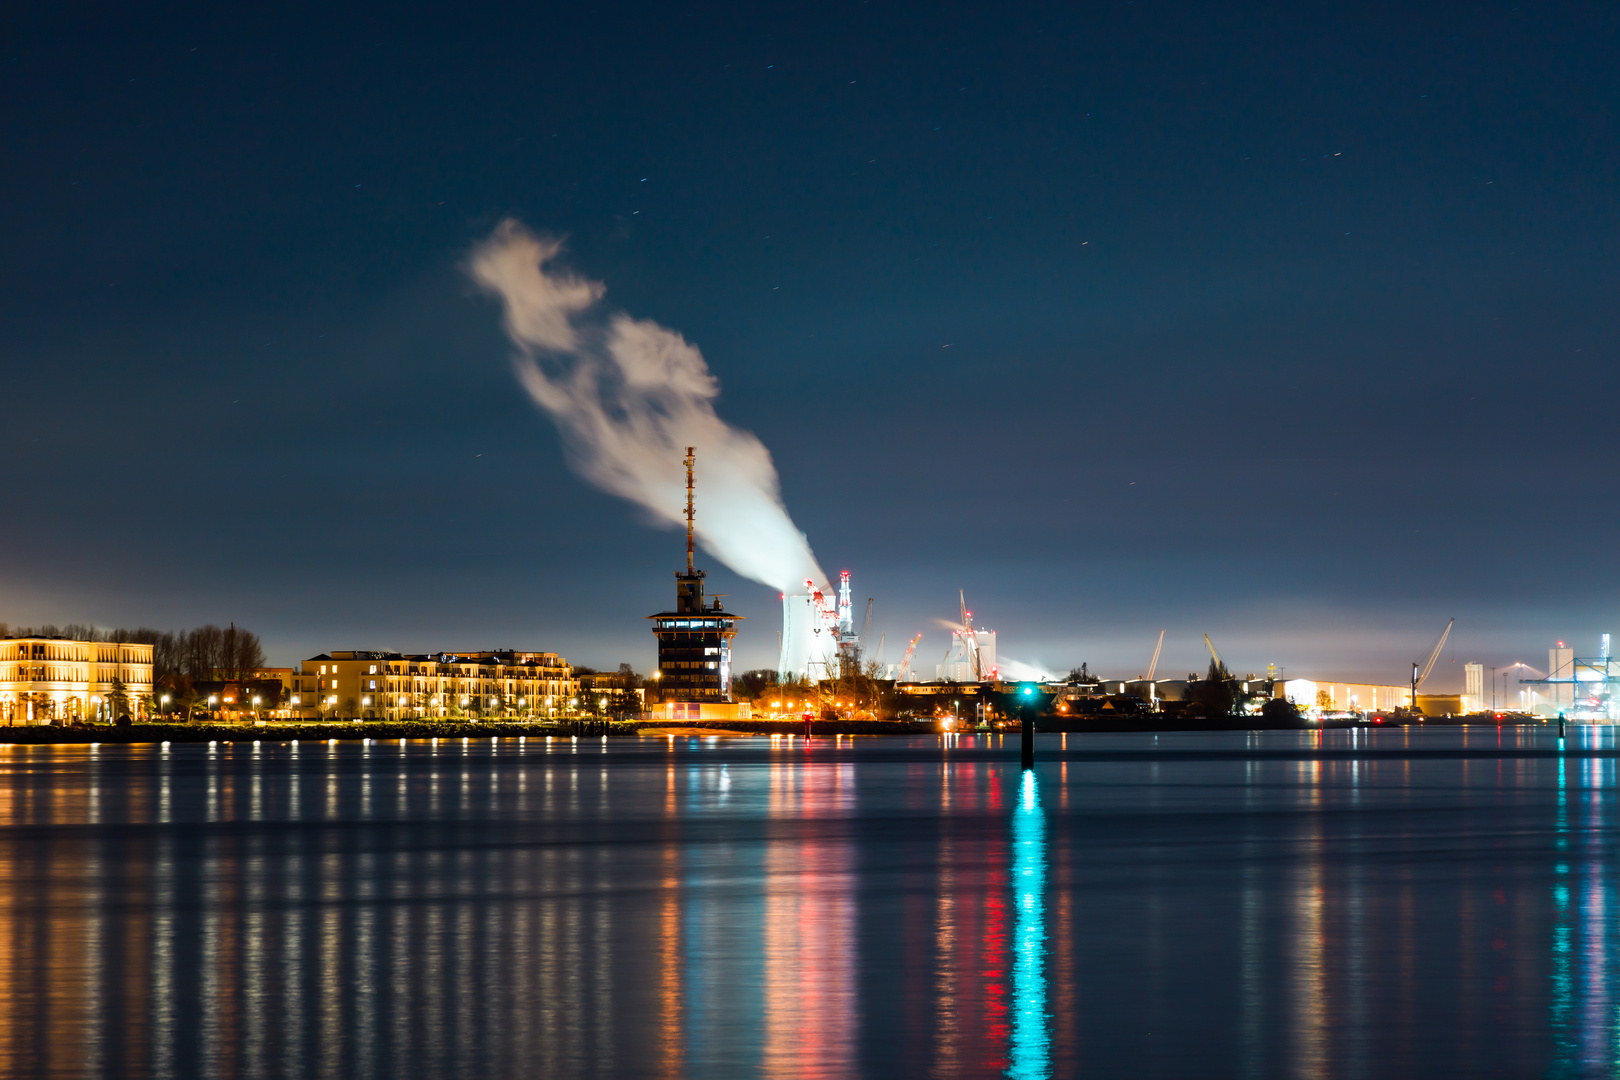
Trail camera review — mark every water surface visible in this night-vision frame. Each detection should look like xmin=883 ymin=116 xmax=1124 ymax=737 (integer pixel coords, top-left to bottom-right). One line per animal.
xmin=0 ymin=727 xmax=1611 ymax=1078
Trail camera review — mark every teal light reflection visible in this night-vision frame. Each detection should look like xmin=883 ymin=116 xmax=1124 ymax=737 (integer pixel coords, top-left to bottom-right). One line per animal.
xmin=1551 ymin=753 xmax=1574 ymax=1073
xmin=1008 ymin=770 xmax=1050 ymax=1079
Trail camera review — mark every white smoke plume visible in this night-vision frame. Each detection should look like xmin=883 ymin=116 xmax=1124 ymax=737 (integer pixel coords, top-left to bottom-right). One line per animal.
xmin=468 ymin=219 xmax=827 ymax=594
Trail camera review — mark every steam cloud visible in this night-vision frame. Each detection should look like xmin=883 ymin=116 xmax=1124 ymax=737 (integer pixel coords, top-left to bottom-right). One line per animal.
xmin=469 ymin=219 xmax=827 ymax=594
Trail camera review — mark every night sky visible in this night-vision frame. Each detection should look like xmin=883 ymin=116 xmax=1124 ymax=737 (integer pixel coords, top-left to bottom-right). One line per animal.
xmin=4 ymin=1 xmax=1617 ymax=688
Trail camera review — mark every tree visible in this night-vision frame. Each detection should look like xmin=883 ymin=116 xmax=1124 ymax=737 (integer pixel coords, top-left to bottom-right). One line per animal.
xmin=1261 ymin=697 xmax=1303 ymax=725
xmin=184 ymin=625 xmax=221 ymax=680
xmin=603 ymin=688 xmax=641 ymax=720
xmin=1067 ymin=663 xmax=1101 ymax=686
xmin=151 ymin=631 xmax=182 ymax=682
xmin=1186 ymin=659 xmax=1237 ymax=717
xmin=734 ymin=669 xmax=780 ymax=702
xmin=755 ymin=675 xmax=817 ymax=714
xmin=157 ymin=672 xmax=201 ymax=721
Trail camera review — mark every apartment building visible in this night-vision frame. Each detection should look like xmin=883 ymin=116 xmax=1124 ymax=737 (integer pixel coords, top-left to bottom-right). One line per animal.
xmin=0 ymin=636 xmax=155 ymax=724
xmin=291 ymin=649 xmax=577 ymax=720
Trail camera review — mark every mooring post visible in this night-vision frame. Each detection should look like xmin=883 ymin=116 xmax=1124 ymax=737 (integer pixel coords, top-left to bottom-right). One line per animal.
xmin=1018 ymin=684 xmax=1036 ymax=770
xmin=1021 ymin=706 xmax=1034 ymax=770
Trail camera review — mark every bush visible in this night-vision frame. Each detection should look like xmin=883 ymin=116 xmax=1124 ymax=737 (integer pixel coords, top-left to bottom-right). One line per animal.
xmin=1260 ymin=697 xmax=1302 ymax=725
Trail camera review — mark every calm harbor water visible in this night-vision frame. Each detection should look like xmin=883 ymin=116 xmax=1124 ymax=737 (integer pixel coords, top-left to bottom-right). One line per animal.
xmin=0 ymin=727 xmax=1614 ymax=1078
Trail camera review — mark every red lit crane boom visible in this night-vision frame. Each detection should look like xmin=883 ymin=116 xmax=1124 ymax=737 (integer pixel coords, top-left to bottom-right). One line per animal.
xmin=898 ymin=633 xmax=923 ymax=682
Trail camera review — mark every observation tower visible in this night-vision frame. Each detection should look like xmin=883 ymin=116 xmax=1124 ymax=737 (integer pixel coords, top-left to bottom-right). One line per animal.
xmin=648 ymin=447 xmax=741 ymax=707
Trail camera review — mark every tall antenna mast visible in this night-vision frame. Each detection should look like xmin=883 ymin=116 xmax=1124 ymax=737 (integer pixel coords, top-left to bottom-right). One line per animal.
xmin=684 ymin=446 xmax=696 ymax=574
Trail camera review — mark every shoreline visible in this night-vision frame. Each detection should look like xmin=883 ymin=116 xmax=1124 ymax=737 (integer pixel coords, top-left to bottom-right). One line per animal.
xmin=0 ymin=715 xmax=1558 ymax=745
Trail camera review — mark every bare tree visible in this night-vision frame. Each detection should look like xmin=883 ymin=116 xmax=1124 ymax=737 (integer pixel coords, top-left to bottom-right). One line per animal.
xmin=184 ymin=625 xmax=222 ymax=679
xmin=229 ymin=625 xmax=265 ymax=678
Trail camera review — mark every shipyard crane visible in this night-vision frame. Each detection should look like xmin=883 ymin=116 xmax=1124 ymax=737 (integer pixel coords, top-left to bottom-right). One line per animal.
xmin=898 ymin=633 xmax=923 ymax=682
xmin=1407 ymin=618 xmax=1455 ymax=715
xmin=1144 ymin=630 xmax=1166 ymax=681
xmin=1203 ymin=634 xmax=1229 ymax=677
xmin=862 ymin=599 xmax=874 ymax=650
xmin=959 ymin=591 xmax=982 ymax=681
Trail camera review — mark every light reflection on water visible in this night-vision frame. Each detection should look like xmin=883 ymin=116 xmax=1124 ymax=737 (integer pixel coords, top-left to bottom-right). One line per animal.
xmin=1007 ymin=771 xmax=1048 ymax=1080
xmin=0 ymin=730 xmax=1614 ymax=1077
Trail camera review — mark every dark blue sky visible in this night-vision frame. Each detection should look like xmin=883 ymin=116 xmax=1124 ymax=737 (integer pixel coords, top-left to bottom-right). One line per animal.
xmin=3 ymin=1 xmax=1616 ymax=687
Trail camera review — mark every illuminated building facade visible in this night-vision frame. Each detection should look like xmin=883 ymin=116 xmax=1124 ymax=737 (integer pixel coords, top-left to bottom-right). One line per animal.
xmin=1277 ymin=678 xmax=1413 ymax=713
xmin=291 ymin=649 xmax=576 ymax=719
xmin=0 ymin=635 xmax=154 ymax=724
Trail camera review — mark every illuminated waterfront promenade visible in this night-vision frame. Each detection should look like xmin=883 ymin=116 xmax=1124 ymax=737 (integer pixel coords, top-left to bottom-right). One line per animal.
xmin=0 ymin=728 xmax=1610 ymax=1077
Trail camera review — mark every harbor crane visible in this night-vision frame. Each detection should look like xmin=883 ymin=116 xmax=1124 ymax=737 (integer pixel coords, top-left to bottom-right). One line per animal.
xmin=897 ymin=633 xmax=923 ymax=682
xmin=959 ymin=591 xmax=982 ymax=681
xmin=1143 ymin=630 xmax=1166 ymax=681
xmin=1203 ymin=634 xmax=1230 ymax=678
xmin=1408 ymin=618 xmax=1455 ymax=715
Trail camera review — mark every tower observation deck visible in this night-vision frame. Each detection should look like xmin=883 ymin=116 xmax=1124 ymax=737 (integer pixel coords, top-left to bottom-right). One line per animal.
xmin=648 ymin=447 xmax=741 ymax=702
